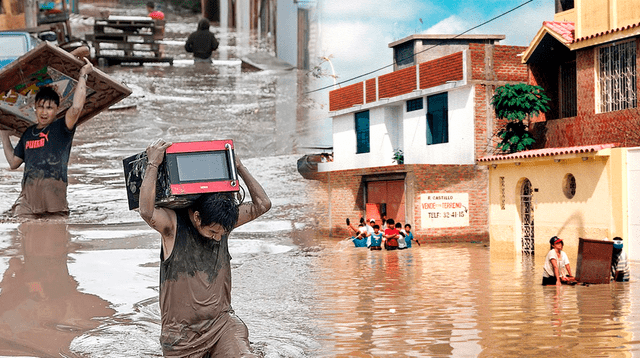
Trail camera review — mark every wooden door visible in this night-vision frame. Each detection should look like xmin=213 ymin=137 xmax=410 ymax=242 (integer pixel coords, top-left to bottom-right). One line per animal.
xmin=366 ymin=180 xmax=405 ymax=224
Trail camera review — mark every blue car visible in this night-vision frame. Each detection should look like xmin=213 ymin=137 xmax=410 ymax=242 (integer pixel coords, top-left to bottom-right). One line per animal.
xmin=0 ymin=32 xmax=39 ymax=70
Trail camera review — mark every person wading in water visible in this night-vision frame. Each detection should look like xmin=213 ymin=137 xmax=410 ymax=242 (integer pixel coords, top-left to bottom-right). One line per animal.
xmin=1 ymin=58 xmax=94 ymax=218
xmin=139 ymin=139 xmax=271 ymax=357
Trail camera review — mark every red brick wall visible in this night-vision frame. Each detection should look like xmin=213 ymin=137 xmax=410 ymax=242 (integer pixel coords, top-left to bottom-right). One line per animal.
xmin=329 ymin=82 xmax=364 ymax=112
xmin=494 ymin=45 xmax=528 ymax=82
xmin=469 ymin=43 xmax=528 ymax=82
xmin=469 ymin=43 xmax=486 ymax=80
xmin=378 ymin=66 xmax=417 ymax=99
xmin=312 ymin=164 xmax=489 ymax=243
xmin=365 ymin=78 xmax=376 ymax=103
xmin=474 ymin=84 xmax=502 ymax=158
xmin=419 ymin=51 xmax=463 ymax=89
xmin=530 ymin=39 xmax=640 ymax=148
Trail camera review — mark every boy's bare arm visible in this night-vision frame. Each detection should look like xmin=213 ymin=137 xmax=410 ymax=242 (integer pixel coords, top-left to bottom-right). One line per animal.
xmin=0 ymin=131 xmax=23 ymax=169
xmin=65 ymin=58 xmax=94 ymax=130
xmin=235 ymin=157 xmax=271 ymax=228
xmin=139 ymin=139 xmax=176 ymax=249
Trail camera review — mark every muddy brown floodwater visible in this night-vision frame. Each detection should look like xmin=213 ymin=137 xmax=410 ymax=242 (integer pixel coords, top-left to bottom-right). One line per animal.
xmin=0 ymin=4 xmax=639 ymax=358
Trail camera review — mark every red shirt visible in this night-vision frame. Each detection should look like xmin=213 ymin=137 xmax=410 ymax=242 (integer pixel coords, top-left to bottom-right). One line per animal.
xmin=384 ymin=228 xmax=399 ymax=247
xmin=149 ymin=10 xmax=165 ymax=20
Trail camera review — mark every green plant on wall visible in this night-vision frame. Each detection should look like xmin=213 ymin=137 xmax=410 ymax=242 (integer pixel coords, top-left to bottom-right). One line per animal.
xmin=492 ymin=83 xmax=550 ymax=153
xmin=392 ymin=149 xmax=404 ymax=164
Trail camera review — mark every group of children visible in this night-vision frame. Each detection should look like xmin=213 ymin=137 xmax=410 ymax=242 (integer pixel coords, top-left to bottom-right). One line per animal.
xmin=348 ymin=217 xmax=420 ymax=250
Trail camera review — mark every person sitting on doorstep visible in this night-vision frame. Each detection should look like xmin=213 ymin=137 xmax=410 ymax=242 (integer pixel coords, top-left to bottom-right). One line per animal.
xmin=383 ymin=218 xmax=399 ymax=250
xmin=611 ymin=237 xmax=630 ymax=282
xmin=542 ymin=236 xmax=574 ymax=286
xmin=369 ymin=225 xmax=383 ymax=250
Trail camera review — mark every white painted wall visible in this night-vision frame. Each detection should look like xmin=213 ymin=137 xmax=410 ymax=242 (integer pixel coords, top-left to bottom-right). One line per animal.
xmin=319 ymin=85 xmax=476 ymax=172
xmin=404 ymin=87 xmax=475 ymax=165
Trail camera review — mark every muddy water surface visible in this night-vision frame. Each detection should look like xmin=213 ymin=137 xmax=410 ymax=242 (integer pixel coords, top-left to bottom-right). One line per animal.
xmin=0 ymin=7 xmax=639 ymax=358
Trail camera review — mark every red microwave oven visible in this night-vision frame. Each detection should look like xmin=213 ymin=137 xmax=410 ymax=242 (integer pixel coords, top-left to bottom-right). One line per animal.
xmin=123 ymin=139 xmax=239 ymax=210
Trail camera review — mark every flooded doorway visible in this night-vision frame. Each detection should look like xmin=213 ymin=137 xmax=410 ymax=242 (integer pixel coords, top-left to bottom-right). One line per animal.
xmin=520 ymin=178 xmax=534 ymax=255
xmin=365 ymin=178 xmax=406 ymax=224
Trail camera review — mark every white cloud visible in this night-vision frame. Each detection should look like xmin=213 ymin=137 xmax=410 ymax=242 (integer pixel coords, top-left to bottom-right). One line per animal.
xmin=320 ymin=0 xmax=433 ymax=21
xmin=319 ymin=21 xmax=394 ymax=83
xmin=423 ymin=15 xmax=468 ymax=35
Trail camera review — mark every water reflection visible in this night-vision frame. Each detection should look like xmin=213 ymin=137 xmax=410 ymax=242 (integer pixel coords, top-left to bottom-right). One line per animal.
xmin=311 ymin=242 xmax=637 ymax=357
xmin=0 ymin=221 xmax=114 ymax=356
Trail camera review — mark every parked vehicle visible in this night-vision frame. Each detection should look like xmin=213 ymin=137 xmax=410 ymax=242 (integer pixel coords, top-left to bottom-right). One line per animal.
xmin=0 ymin=32 xmax=40 ymax=69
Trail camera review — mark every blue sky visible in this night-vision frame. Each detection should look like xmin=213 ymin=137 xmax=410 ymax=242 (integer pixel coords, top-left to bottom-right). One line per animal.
xmin=312 ymin=0 xmax=554 ymax=92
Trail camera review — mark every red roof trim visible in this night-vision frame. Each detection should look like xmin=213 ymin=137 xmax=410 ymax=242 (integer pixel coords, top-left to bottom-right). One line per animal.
xmin=477 ymin=143 xmax=616 ymax=162
xmin=574 ymin=22 xmax=640 ymax=43
xmin=543 ymin=21 xmax=575 ymax=44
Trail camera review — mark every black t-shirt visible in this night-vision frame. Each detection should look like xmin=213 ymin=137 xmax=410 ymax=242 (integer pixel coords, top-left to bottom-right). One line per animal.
xmin=14 ymin=117 xmax=75 ymax=185
xmin=185 ymin=30 xmax=219 ymax=59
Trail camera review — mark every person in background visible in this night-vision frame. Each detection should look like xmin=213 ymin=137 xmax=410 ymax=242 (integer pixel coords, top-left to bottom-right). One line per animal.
xmin=146 ymin=1 xmax=165 ymax=20
xmin=403 ymin=223 xmax=420 ymax=248
xmin=383 ymin=218 xmax=399 ymax=250
xmin=346 ymin=219 xmax=368 ymax=248
xmin=365 ymin=218 xmax=375 ymax=247
xmin=369 ymin=225 xmax=383 ymax=250
xmin=542 ymin=236 xmax=574 ymax=286
xmin=396 ymin=222 xmax=407 ymax=249
xmin=0 ymin=59 xmax=93 ymax=218
xmin=611 ymin=237 xmax=630 ymax=282
xmin=185 ymin=18 xmax=219 ymax=62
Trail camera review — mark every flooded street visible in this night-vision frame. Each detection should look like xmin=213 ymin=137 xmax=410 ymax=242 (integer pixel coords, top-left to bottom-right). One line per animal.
xmin=0 ymin=5 xmax=639 ymax=358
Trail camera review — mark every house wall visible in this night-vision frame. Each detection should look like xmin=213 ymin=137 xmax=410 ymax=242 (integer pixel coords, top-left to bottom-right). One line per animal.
xmin=530 ymin=38 xmax=640 ymax=148
xmin=327 ymin=85 xmax=476 ymax=171
xmin=320 ymin=42 xmax=528 ymax=240
xmin=312 ymin=164 xmax=489 ymax=242
xmin=468 ymin=43 xmax=529 ymax=82
xmin=488 ymin=155 xmax=614 ymax=263
xmin=571 ymin=0 xmax=640 ymax=39
xmin=404 ymin=87 xmax=476 ymax=165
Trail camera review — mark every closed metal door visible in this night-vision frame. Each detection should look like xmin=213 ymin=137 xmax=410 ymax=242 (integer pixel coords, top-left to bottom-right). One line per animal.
xmin=521 ymin=179 xmax=534 ymax=255
xmin=366 ymin=180 xmax=405 ymax=224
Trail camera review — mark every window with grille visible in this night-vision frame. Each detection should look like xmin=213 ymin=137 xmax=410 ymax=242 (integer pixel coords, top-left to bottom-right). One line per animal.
xmin=598 ymin=41 xmax=637 ymax=113
xmin=427 ymin=93 xmax=448 ymax=145
xmin=406 ymin=97 xmax=423 ymax=112
xmin=560 ymin=61 xmax=577 ymax=118
xmin=355 ymin=111 xmax=370 ymax=154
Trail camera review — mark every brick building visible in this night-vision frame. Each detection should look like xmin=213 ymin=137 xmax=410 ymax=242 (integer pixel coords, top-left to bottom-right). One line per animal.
xmin=479 ymin=0 xmax=640 ymax=259
xmin=313 ymin=34 xmax=528 ymax=241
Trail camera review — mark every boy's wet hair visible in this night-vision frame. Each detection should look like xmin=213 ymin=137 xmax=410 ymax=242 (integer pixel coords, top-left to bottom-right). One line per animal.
xmin=373 ymin=225 xmax=380 ymax=230
xmin=192 ymin=192 xmax=239 ymax=234
xmin=386 ymin=218 xmax=395 ymax=226
xmin=35 ymin=86 xmax=60 ymax=107
xmin=405 ymin=223 xmax=411 ymax=229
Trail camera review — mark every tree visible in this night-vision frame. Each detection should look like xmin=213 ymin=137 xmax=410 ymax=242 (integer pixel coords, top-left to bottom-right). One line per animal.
xmin=492 ymin=83 xmax=550 ymax=153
